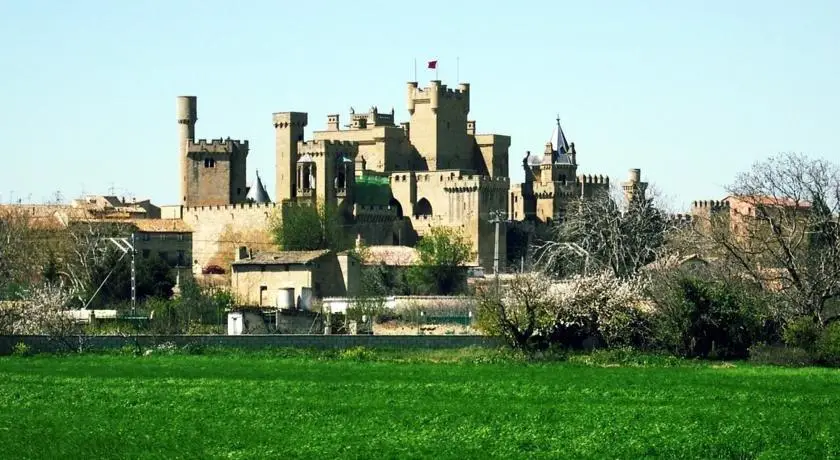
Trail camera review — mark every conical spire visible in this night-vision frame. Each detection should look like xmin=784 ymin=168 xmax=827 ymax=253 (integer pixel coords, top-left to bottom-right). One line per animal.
xmin=549 ymin=115 xmax=570 ymax=155
xmin=246 ymin=170 xmax=271 ymax=203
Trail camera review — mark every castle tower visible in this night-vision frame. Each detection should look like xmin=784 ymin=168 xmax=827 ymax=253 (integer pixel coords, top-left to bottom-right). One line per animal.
xmin=621 ymin=168 xmax=648 ymax=203
xmin=273 ymin=112 xmax=308 ymax=202
xmin=406 ymin=81 xmax=471 ymax=170
xmin=177 ymin=96 xmax=249 ymax=207
xmin=176 ymin=96 xmax=197 ymax=205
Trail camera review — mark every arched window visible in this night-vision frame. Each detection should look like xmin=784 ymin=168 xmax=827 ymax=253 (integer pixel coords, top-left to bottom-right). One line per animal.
xmin=414 ymin=198 xmax=432 ymax=217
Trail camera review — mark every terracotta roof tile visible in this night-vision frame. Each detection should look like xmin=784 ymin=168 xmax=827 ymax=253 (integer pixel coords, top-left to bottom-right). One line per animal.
xmin=129 ymin=219 xmax=192 ymax=233
xmin=233 ymin=250 xmax=330 ymax=265
xmin=361 ymin=245 xmax=419 ymax=266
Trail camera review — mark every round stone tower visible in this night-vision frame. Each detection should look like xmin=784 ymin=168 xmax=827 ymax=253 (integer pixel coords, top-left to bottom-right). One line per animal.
xmin=176 ymin=96 xmax=197 ymax=205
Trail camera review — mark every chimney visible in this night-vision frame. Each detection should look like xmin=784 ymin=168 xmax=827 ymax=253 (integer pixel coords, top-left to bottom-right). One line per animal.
xmin=466 ymin=121 xmax=476 ymax=136
xmin=327 ymin=114 xmax=340 ymax=131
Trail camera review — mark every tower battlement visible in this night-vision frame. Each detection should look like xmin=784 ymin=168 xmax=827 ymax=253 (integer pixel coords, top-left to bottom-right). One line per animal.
xmin=347 ymin=106 xmax=395 ymax=129
xmin=406 ymin=80 xmax=470 ymax=114
xmin=692 ymin=199 xmax=730 ymax=211
xmin=576 ymin=174 xmax=609 ymax=185
xmin=272 ymin=112 xmax=309 ymax=128
xmin=188 ymin=138 xmax=249 ymax=153
xmin=297 ymin=139 xmax=358 ymax=156
xmin=668 ymin=213 xmax=694 ymax=224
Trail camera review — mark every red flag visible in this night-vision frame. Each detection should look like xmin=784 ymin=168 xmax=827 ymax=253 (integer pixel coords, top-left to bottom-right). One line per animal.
xmin=427 ymin=60 xmax=437 ymax=69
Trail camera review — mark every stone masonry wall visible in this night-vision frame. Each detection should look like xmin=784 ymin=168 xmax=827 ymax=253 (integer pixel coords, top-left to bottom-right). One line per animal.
xmin=179 ymin=203 xmax=280 ymax=274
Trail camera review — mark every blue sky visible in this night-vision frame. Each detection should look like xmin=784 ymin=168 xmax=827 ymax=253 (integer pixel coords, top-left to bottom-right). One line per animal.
xmin=1 ymin=0 xmax=838 ymax=211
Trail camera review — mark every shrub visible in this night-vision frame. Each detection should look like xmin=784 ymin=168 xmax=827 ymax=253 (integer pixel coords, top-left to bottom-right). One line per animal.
xmin=180 ymin=343 xmax=205 ymax=355
xmin=782 ymin=316 xmax=822 ymax=352
xmin=339 ymin=346 xmax=377 ymax=361
xmin=566 ymin=347 xmax=684 ymax=368
xmin=748 ymin=344 xmax=814 ymax=367
xmin=817 ymin=322 xmax=840 ymax=367
xmin=12 ymin=342 xmax=30 ymax=357
xmin=649 ymin=273 xmax=768 ymax=359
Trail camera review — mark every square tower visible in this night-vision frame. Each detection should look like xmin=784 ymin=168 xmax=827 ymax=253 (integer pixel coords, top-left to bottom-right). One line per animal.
xmin=406 ymin=81 xmax=471 ymax=171
xmin=184 ymin=139 xmax=249 ymax=207
xmin=177 ymin=96 xmax=249 ymax=207
xmin=273 ymin=112 xmax=309 ymax=202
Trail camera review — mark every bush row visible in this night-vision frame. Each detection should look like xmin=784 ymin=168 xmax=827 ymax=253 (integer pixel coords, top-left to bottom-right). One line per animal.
xmin=475 ymin=268 xmax=840 ymax=366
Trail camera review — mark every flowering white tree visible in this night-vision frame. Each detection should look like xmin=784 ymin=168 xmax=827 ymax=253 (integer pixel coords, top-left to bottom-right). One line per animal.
xmin=6 ymin=282 xmax=84 ymax=351
xmin=476 ymin=271 xmax=651 ymax=352
xmin=548 ymin=271 xmax=650 ymax=348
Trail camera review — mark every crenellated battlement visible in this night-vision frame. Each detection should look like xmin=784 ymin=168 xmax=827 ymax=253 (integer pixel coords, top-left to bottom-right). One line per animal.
xmin=348 ymin=106 xmax=395 ymax=128
xmin=407 ymin=81 xmax=469 ymax=98
xmin=692 ymin=199 xmax=730 ymax=211
xmin=407 ymin=80 xmax=470 ymax=114
xmin=576 ymin=174 xmax=610 ymax=185
xmin=273 ymin=112 xmax=309 ymax=129
xmin=668 ymin=213 xmax=694 ymax=224
xmin=187 ymin=138 xmax=248 ymax=153
xmin=392 ymin=170 xmax=508 ymax=190
xmin=449 ymin=175 xmax=509 ymax=190
xmin=183 ymin=202 xmax=279 ymax=214
xmin=296 ymin=139 xmax=358 ymax=157
xmin=353 ymin=204 xmax=399 ymax=219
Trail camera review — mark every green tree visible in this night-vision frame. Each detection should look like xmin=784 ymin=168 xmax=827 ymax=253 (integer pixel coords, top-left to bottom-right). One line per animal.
xmin=407 ymin=226 xmax=472 ymax=295
xmin=269 ymin=203 xmax=350 ymax=251
xmin=84 ymin=251 xmax=175 ymax=308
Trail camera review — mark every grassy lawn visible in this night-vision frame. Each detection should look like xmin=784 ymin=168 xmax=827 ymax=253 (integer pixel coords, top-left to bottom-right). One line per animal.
xmin=1 ymin=349 xmax=838 ymax=459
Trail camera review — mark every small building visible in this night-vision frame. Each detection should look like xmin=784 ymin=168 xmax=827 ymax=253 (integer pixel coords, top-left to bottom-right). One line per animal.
xmin=131 ymin=219 xmax=193 ymax=273
xmin=230 ymin=248 xmax=360 ymax=308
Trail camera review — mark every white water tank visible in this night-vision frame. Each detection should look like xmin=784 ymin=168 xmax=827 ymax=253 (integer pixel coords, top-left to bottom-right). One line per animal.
xmin=227 ymin=312 xmax=244 ymax=335
xmin=276 ymin=288 xmax=295 ymax=310
xmin=300 ymin=287 xmax=312 ymax=310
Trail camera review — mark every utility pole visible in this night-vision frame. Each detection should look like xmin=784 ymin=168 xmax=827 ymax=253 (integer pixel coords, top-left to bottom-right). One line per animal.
xmin=102 ymin=235 xmax=136 ymax=315
xmin=130 ymin=233 xmax=136 ymax=316
xmin=488 ymin=209 xmax=507 ymax=294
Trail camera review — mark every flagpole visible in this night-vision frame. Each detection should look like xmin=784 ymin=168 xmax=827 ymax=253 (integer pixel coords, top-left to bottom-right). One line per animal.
xmin=414 ymin=58 xmax=417 ymax=82
xmin=457 ymin=56 xmax=460 ymax=82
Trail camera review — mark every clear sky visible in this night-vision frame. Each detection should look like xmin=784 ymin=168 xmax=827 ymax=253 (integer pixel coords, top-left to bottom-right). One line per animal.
xmin=1 ymin=0 xmax=838 ymax=211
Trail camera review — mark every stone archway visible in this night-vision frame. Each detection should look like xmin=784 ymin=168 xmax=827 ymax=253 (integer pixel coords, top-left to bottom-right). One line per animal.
xmin=414 ymin=198 xmax=432 ymax=217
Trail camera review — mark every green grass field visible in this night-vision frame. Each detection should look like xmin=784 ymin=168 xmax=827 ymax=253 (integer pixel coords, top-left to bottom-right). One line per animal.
xmin=1 ymin=349 xmax=838 ymax=459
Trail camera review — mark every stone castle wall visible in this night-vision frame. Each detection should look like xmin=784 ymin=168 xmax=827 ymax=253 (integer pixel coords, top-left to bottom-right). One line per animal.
xmin=172 ymin=203 xmax=280 ymax=274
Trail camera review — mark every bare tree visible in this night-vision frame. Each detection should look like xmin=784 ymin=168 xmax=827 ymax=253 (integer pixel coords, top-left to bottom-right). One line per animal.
xmin=0 ymin=207 xmax=42 ymax=295
xmin=703 ymin=152 xmax=840 ymax=325
xmin=55 ymin=220 xmax=132 ymax=306
xmin=535 ymin=184 xmax=673 ymax=279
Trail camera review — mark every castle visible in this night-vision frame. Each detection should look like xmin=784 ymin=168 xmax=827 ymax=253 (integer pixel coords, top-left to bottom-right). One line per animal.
xmin=510 ymin=117 xmax=648 ymax=223
xmin=163 ymin=79 xmax=641 ymax=275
